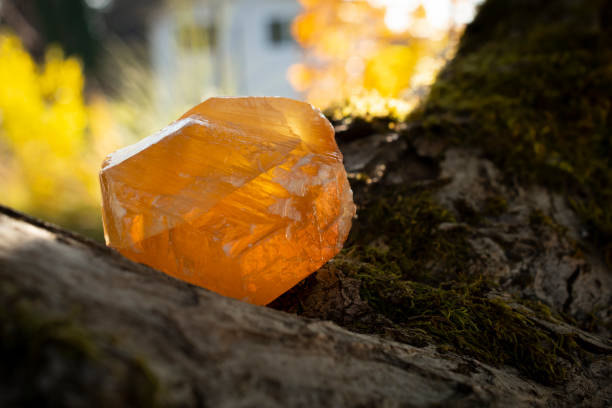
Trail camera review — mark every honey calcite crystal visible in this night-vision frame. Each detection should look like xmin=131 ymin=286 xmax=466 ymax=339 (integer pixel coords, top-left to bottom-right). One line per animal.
xmin=100 ymin=97 xmax=355 ymax=305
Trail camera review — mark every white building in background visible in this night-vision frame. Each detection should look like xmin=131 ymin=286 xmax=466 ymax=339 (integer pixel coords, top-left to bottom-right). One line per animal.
xmin=149 ymin=0 xmax=302 ymax=110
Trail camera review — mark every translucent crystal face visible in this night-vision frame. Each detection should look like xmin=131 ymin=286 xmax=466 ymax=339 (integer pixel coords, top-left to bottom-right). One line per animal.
xmin=100 ymin=97 xmax=355 ymax=305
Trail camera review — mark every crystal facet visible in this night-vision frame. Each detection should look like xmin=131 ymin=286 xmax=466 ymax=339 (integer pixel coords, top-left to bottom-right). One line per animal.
xmin=100 ymin=97 xmax=355 ymax=305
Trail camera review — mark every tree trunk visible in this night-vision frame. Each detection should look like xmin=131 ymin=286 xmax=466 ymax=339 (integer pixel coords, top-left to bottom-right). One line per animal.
xmin=2 ymin=0 xmax=612 ymax=406
xmin=0 ymin=207 xmax=609 ymax=407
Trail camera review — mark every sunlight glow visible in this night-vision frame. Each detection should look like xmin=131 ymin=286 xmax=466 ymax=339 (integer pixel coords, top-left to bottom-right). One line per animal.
xmin=291 ymin=0 xmax=484 ymax=110
xmin=372 ymin=0 xmax=482 ymax=35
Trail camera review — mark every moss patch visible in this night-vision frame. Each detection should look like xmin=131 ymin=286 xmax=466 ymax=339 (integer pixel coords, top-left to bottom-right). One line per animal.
xmin=412 ymin=0 xmax=612 ymax=257
xmin=361 ymin=278 xmax=577 ymax=384
xmin=346 ymin=187 xmax=473 ymax=285
xmin=337 ymin=186 xmax=581 ymax=384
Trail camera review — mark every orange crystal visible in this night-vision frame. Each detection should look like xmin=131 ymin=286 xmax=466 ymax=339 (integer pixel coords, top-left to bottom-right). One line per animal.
xmin=100 ymin=97 xmax=355 ymax=305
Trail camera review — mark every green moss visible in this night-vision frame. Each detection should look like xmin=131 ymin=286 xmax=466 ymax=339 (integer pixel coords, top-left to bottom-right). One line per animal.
xmin=483 ymin=195 xmax=508 ymax=217
xmin=529 ymin=209 xmax=568 ymax=236
xmin=0 ymin=290 xmax=160 ymax=407
xmin=360 ymin=277 xmax=577 ymax=384
xmin=412 ymin=0 xmax=612 ymax=254
xmin=346 ymin=187 xmax=473 ymax=285
xmin=339 ymin=186 xmax=581 ymax=384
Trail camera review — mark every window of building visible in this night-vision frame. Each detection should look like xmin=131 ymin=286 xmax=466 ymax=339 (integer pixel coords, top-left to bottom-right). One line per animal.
xmin=268 ymin=18 xmax=294 ymax=46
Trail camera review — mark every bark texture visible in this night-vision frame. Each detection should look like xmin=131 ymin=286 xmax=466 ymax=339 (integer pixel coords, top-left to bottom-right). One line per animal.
xmin=0 ymin=206 xmax=610 ymax=408
xmin=0 ymin=206 xmax=583 ymax=407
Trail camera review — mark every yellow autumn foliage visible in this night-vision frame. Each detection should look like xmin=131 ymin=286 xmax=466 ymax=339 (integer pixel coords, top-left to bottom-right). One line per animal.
xmin=363 ymin=45 xmax=423 ymax=97
xmin=289 ymin=0 xmax=469 ymax=110
xmin=0 ymin=32 xmax=119 ymax=237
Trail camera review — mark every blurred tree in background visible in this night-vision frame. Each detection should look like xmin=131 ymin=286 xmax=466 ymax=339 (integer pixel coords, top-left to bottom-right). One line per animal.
xmin=31 ymin=0 xmax=99 ymax=70
xmin=0 ymin=0 xmax=100 ymax=70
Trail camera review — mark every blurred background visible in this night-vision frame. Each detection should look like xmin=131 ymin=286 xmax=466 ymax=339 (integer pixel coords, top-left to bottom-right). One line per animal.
xmin=0 ymin=0 xmax=482 ymax=240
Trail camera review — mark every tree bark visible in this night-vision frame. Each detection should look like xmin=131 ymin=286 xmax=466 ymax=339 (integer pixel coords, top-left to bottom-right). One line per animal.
xmin=0 ymin=206 xmax=609 ymax=407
